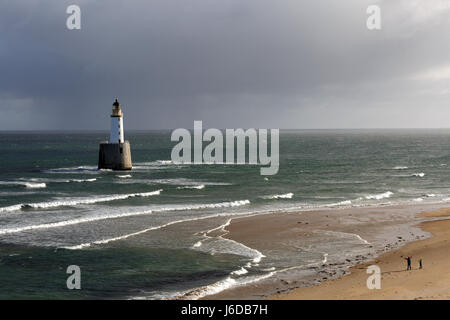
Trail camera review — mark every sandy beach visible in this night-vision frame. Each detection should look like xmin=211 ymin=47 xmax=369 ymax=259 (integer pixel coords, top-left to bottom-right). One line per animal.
xmin=274 ymin=210 xmax=450 ymax=299
xmin=205 ymin=204 xmax=450 ymax=300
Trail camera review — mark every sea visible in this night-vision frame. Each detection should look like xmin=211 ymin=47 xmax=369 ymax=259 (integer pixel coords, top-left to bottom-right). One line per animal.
xmin=1 ymin=129 xmax=450 ymax=299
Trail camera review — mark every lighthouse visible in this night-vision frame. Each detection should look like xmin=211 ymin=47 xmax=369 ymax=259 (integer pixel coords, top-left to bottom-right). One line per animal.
xmin=110 ymin=99 xmax=124 ymax=144
xmin=98 ymin=99 xmax=132 ymax=170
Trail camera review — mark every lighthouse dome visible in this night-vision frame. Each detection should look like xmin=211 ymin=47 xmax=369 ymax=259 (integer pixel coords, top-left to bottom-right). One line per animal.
xmin=112 ymin=98 xmax=123 ymax=117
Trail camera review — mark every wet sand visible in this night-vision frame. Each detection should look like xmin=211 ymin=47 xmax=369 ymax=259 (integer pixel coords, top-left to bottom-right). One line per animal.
xmin=205 ymin=204 xmax=450 ymax=300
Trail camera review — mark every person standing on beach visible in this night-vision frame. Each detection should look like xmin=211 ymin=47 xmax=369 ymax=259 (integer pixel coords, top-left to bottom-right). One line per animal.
xmin=419 ymin=258 xmax=423 ymax=269
xmin=404 ymin=256 xmax=412 ymax=270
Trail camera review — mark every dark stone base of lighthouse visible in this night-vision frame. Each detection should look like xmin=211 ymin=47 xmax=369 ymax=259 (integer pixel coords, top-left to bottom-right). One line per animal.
xmin=98 ymin=141 xmax=132 ymax=170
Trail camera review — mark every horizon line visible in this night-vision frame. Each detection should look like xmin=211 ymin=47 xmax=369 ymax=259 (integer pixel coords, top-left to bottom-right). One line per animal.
xmin=3 ymin=128 xmax=450 ymax=132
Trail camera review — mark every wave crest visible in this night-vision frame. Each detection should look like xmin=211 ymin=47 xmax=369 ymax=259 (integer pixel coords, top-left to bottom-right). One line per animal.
xmin=0 ymin=199 xmax=250 ymax=235
xmin=364 ymin=191 xmax=393 ymax=200
xmin=177 ymin=185 xmax=205 ymax=190
xmin=412 ymin=173 xmax=425 ymax=177
xmin=0 ymin=181 xmax=46 ymax=189
xmin=262 ymin=193 xmax=293 ymax=200
xmin=0 ymin=190 xmax=162 ymax=213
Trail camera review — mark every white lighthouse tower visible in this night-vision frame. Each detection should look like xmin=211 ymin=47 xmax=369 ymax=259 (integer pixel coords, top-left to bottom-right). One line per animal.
xmin=98 ymin=99 xmax=132 ymax=170
xmin=110 ymin=99 xmax=125 ymax=143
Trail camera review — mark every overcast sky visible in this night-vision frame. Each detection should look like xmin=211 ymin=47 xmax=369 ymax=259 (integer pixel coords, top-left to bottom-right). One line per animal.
xmin=1 ymin=0 xmax=450 ymax=130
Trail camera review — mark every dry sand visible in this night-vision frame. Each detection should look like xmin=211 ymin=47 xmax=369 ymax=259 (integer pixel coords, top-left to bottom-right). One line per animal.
xmin=271 ymin=207 xmax=450 ymax=300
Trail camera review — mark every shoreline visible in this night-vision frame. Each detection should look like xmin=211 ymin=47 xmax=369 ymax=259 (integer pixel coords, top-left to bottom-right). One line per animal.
xmin=203 ymin=203 xmax=450 ymax=300
xmin=272 ymin=207 xmax=450 ymax=299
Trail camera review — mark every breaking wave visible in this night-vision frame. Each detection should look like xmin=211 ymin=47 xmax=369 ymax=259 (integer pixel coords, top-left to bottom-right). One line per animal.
xmin=364 ymin=191 xmax=393 ymax=200
xmin=23 ymin=182 xmax=46 ymax=188
xmin=412 ymin=173 xmax=425 ymax=178
xmin=70 ymin=178 xmax=97 ymax=183
xmin=178 ymin=271 xmax=275 ymax=300
xmin=0 ymin=181 xmax=46 ymax=189
xmin=0 ymin=199 xmax=250 ymax=236
xmin=0 ymin=190 xmax=163 ymax=213
xmin=0 ymin=204 xmax=24 ymax=213
xmin=261 ymin=193 xmax=293 ymax=199
xmin=326 ymin=200 xmax=352 ymax=207
xmin=177 ymin=185 xmax=205 ymax=190
xmin=231 ymin=267 xmax=249 ymax=275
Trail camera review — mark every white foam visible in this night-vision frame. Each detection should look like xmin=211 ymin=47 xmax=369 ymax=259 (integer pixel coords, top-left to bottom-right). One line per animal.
xmin=231 ymin=267 xmax=248 ymax=275
xmin=177 ymin=185 xmax=205 ymax=190
xmin=205 ymin=219 xmax=232 ymax=234
xmin=70 ymin=178 xmax=97 ymax=183
xmin=0 ymin=181 xmax=46 ymax=189
xmin=261 ymin=267 xmax=276 ymax=272
xmin=62 ymin=202 xmax=251 ymax=249
xmin=354 ymin=234 xmax=370 ymax=245
xmin=327 ymin=200 xmax=352 ymax=207
xmin=192 ymin=241 xmax=203 ymax=248
xmin=220 ymin=252 xmax=357 ymax=298
xmin=182 ymin=277 xmax=237 ymax=299
xmin=262 ymin=193 xmax=293 ymax=199
xmin=252 ymin=253 xmax=265 ymax=264
xmin=28 ymin=189 xmax=162 ymax=208
xmin=0 ymin=204 xmax=24 ymax=213
xmin=412 ymin=173 xmax=425 ymax=177
xmin=24 ymin=182 xmax=46 ymax=189
xmin=0 ymin=189 xmax=163 ymax=213
xmin=393 ymin=166 xmax=409 ymax=170
xmin=180 ymin=271 xmax=276 ymax=300
xmin=413 ymin=197 xmax=424 ymax=202
xmin=117 ymin=175 xmax=132 ymax=179
xmin=203 ymin=234 xmax=265 ymax=264
xmin=364 ymin=191 xmax=393 ymax=200
xmin=1 ymin=199 xmax=250 ymax=236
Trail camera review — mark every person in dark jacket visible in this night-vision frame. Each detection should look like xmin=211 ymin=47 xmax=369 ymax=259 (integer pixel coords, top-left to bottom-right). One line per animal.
xmin=404 ymin=256 xmax=412 ymax=270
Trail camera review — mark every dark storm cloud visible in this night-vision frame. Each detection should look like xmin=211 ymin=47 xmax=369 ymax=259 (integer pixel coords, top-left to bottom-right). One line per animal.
xmin=1 ymin=0 xmax=450 ymax=130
